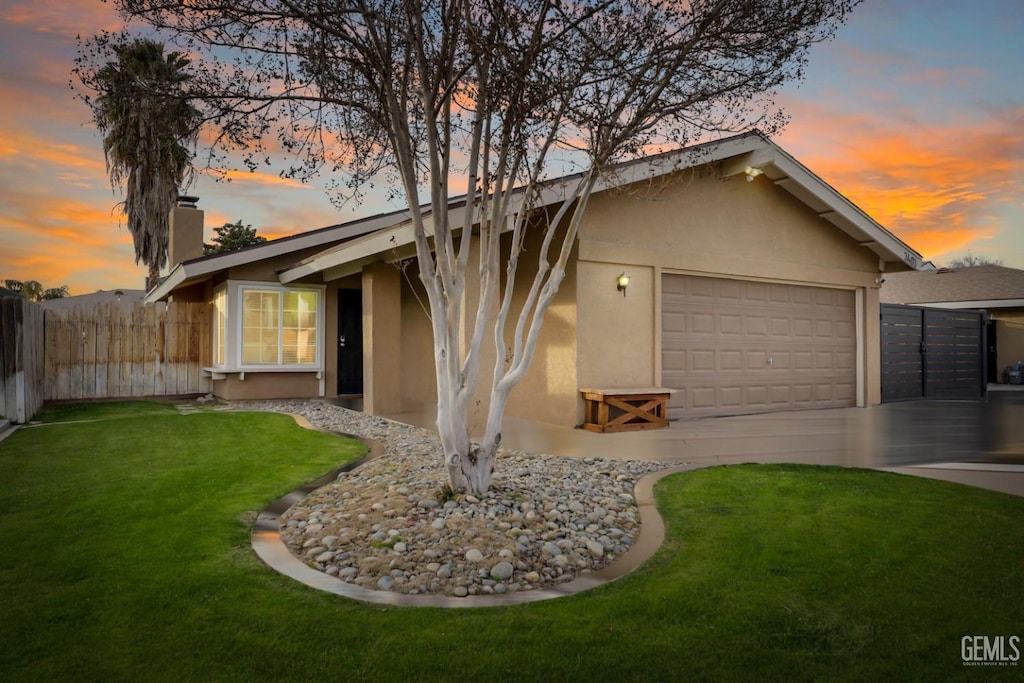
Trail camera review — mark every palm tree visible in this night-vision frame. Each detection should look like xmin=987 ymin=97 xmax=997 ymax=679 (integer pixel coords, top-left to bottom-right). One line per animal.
xmin=92 ymin=39 xmax=200 ymax=290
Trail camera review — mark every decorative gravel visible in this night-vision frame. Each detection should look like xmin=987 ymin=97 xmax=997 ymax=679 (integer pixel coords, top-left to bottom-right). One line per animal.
xmin=236 ymin=400 xmax=670 ymax=597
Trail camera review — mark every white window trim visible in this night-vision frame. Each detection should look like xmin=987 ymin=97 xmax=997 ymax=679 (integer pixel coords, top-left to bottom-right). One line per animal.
xmin=212 ymin=284 xmax=227 ymax=367
xmin=208 ymin=280 xmax=325 ymax=374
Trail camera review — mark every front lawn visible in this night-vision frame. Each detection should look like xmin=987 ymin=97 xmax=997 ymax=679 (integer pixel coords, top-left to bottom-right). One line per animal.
xmin=0 ymin=402 xmax=1020 ymax=681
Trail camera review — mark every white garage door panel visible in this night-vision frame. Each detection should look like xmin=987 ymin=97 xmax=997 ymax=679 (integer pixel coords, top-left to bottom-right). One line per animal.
xmin=662 ymin=274 xmax=857 ymax=419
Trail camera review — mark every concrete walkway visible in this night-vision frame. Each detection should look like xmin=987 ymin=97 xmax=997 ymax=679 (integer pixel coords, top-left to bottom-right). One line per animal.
xmin=383 ymin=391 xmax=1024 ymax=498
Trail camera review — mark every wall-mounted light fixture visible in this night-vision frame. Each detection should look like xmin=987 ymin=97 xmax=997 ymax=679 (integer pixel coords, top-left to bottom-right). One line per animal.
xmin=744 ymin=166 xmax=764 ymax=183
xmin=617 ymin=272 xmax=631 ymax=297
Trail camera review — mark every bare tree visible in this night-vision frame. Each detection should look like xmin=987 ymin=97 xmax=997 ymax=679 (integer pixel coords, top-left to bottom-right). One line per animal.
xmin=946 ymin=253 xmax=1004 ymax=269
xmin=109 ymin=0 xmax=858 ymax=493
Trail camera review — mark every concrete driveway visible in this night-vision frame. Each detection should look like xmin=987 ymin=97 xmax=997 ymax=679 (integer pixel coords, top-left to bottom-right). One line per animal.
xmin=383 ymin=389 xmax=1024 ymax=497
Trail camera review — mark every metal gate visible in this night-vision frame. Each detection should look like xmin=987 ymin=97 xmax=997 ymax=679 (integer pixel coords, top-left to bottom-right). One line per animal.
xmin=880 ymin=304 xmax=985 ymax=402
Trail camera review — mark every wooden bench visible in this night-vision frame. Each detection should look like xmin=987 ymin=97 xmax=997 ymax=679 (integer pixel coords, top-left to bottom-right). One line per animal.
xmin=580 ymin=387 xmax=676 ymax=433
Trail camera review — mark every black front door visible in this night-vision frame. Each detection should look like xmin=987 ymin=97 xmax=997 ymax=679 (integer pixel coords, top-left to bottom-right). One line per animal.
xmin=337 ymin=289 xmax=363 ymax=395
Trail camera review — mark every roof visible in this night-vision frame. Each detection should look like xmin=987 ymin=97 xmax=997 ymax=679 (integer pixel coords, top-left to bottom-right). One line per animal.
xmin=280 ymin=131 xmax=922 ymax=284
xmin=149 ymin=131 xmax=923 ymax=301
xmin=146 ymin=207 xmax=415 ymax=302
xmin=880 ymin=265 xmax=1024 ymax=308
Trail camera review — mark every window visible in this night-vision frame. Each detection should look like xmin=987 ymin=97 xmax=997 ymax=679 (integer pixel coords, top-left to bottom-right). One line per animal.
xmin=213 ymin=288 xmax=227 ymax=366
xmin=282 ymin=290 xmax=318 ymax=365
xmin=242 ymin=289 xmax=281 ymax=364
xmin=210 ymin=282 xmax=323 ymax=371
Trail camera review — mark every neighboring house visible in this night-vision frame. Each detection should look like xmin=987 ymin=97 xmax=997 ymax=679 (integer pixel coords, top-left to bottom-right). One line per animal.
xmin=881 ymin=265 xmax=1024 ymax=383
xmin=37 ymin=289 xmax=146 ymax=313
xmin=147 ymin=131 xmax=921 ymax=425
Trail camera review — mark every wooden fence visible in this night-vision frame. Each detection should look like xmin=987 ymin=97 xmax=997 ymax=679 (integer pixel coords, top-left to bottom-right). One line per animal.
xmin=0 ymin=297 xmax=45 ymax=423
xmin=44 ymin=301 xmax=212 ymax=402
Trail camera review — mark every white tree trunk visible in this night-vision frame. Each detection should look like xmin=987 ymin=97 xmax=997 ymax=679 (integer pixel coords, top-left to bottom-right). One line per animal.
xmin=422 ymin=172 xmax=597 ymax=496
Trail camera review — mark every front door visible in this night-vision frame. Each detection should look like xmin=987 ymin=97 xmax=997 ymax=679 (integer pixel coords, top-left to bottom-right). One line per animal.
xmin=337 ymin=289 xmax=363 ymax=395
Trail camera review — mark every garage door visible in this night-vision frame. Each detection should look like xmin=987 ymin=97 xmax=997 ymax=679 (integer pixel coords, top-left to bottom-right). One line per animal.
xmin=662 ymin=274 xmax=857 ymax=419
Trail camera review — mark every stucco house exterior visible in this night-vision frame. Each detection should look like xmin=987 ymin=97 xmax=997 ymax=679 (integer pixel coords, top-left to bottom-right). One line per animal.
xmin=881 ymin=265 xmax=1024 ymax=384
xmin=147 ymin=131 xmax=921 ymax=425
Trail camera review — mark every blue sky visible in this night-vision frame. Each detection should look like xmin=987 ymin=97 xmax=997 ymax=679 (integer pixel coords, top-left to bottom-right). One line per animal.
xmin=0 ymin=0 xmax=1021 ymax=293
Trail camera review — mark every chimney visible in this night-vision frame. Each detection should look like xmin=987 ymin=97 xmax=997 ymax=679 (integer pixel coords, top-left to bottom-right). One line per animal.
xmin=167 ymin=195 xmax=205 ymax=269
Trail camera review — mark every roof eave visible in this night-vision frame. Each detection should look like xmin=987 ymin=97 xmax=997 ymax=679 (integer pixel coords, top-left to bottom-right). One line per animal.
xmin=722 ymin=142 xmax=922 ymax=270
xmin=228 ymin=132 xmax=925 ymax=285
xmin=150 ymin=208 xmax=413 ymax=299
xmin=284 ymin=134 xmax=776 ymax=280
xmin=898 ymin=299 xmax=1024 ymax=310
xmin=146 ymin=264 xmax=187 ymax=303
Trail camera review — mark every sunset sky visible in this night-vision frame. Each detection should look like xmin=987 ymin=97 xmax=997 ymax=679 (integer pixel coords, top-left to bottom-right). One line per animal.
xmin=1 ymin=1 xmax=1022 ymax=295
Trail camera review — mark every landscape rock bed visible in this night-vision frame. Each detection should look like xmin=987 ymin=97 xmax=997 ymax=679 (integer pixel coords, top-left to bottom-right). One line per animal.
xmin=237 ymin=400 xmax=669 ymax=596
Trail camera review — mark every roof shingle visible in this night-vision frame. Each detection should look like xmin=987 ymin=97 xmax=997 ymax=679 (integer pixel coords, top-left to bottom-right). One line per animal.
xmin=880 ymin=265 xmax=1024 ymax=304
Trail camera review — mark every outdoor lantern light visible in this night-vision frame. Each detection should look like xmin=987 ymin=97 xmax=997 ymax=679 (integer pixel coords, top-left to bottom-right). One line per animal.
xmin=617 ymin=272 xmax=630 ymax=296
xmin=744 ymin=166 xmax=764 ymax=182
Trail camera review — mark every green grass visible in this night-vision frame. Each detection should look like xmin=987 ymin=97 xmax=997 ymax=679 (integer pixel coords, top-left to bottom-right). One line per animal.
xmin=34 ymin=399 xmax=181 ymax=423
xmin=1 ymin=403 xmax=1022 ymax=681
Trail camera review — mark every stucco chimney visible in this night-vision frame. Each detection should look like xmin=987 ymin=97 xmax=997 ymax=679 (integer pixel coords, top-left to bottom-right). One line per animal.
xmin=168 ymin=195 xmax=205 ymax=268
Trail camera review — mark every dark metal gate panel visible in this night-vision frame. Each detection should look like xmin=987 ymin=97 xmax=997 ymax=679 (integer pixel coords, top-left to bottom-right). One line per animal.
xmin=880 ymin=304 xmax=984 ymax=402
xmin=923 ymin=309 xmax=984 ymax=400
xmin=880 ymin=305 xmax=924 ymax=401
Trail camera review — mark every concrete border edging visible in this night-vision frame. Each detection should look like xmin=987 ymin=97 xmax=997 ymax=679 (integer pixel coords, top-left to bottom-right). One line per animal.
xmin=251 ymin=412 xmax=693 ymax=608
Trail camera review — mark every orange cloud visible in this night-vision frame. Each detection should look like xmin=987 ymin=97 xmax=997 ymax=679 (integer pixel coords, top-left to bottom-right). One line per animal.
xmin=777 ymin=100 xmax=1023 ymax=262
xmin=209 ymin=168 xmax=313 ymax=190
xmin=0 ymin=190 xmax=141 ymax=294
xmin=0 ymin=125 xmax=107 ymax=187
xmin=1 ymin=0 xmax=122 ymax=36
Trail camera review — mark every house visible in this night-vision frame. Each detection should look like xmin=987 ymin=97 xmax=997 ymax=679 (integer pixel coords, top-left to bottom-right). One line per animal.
xmin=147 ymin=131 xmax=921 ymax=425
xmin=37 ymin=289 xmax=146 ymax=313
xmin=881 ymin=265 xmax=1024 ymax=384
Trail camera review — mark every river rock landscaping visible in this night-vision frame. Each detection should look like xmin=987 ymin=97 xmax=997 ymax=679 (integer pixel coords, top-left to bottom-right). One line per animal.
xmin=237 ymin=400 xmax=670 ymax=597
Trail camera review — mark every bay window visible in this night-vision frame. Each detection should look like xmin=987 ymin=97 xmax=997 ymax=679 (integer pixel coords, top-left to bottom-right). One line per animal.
xmin=210 ymin=282 xmax=324 ymax=372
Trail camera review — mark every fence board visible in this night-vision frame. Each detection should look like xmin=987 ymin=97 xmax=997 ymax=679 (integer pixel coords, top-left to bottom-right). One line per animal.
xmin=94 ymin=304 xmax=110 ymax=397
xmin=1 ymin=299 xmax=14 ymax=419
xmin=82 ymin=308 xmax=98 ymax=399
xmin=56 ymin=313 xmax=71 ymax=400
xmin=151 ymin=303 xmax=166 ymax=396
xmin=0 ymin=298 xmax=45 ymax=423
xmin=119 ymin=305 xmax=133 ymax=397
xmin=106 ymin=303 xmax=121 ymax=397
xmin=24 ymin=303 xmax=44 ymax=420
xmin=36 ymin=301 xmax=210 ymax=403
xmin=193 ymin=302 xmax=211 ymax=394
xmin=130 ymin=304 xmax=146 ymax=397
